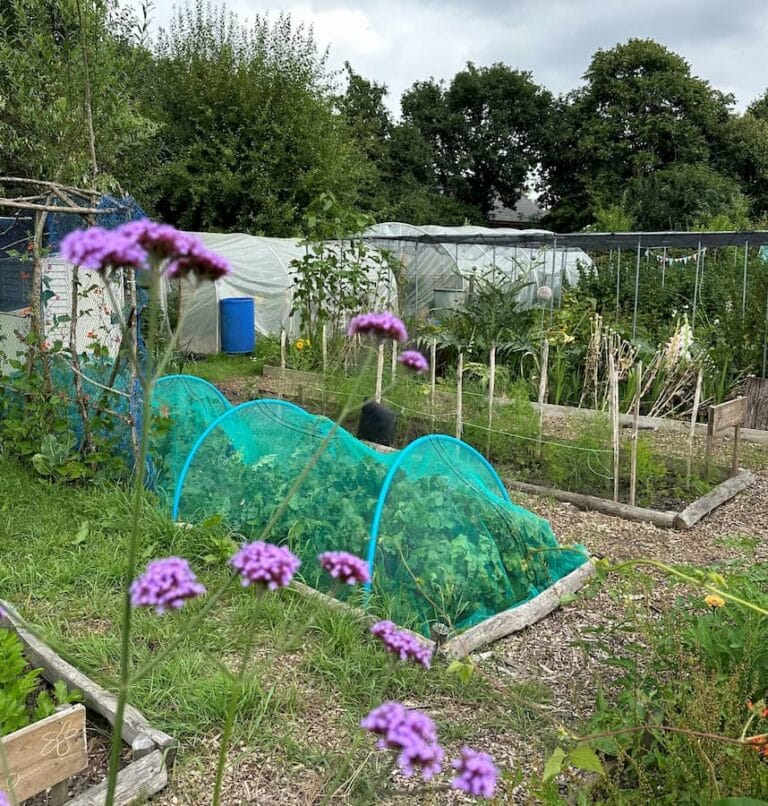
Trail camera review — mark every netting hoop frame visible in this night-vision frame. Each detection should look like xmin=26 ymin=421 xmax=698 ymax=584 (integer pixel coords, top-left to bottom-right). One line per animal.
xmin=171 ymin=398 xmax=312 ymax=519
xmin=155 ymin=373 xmax=232 ymax=410
xmin=363 ymin=433 xmax=512 ymax=594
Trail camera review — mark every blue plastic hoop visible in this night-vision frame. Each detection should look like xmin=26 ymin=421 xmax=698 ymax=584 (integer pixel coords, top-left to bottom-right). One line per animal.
xmin=364 ymin=434 xmax=511 ymax=596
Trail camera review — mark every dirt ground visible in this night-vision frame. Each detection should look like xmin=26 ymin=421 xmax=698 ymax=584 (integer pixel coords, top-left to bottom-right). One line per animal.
xmin=142 ymin=380 xmax=767 ymax=805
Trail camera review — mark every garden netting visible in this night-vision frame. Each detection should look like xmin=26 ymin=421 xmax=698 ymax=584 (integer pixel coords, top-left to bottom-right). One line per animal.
xmin=152 ymin=375 xmax=588 ymax=635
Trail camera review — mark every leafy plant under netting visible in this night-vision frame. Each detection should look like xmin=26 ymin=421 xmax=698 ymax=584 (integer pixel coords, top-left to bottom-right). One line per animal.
xmin=150 ymin=376 xmax=587 ymax=635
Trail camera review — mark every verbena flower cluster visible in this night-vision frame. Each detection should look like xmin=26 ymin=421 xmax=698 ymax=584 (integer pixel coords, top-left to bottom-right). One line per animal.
xmin=229 ymin=541 xmax=301 ymax=590
xmin=60 ymin=219 xmax=231 ymax=281
xmin=0 ymin=790 xmax=10 ymax=806
xmin=347 ymin=312 xmax=408 ymax=343
xmin=370 ymin=620 xmax=433 ymax=668
xmin=397 ymin=350 xmax=429 ymax=374
xmin=451 ymin=746 xmax=499 ymax=797
xmin=129 ymin=557 xmax=206 ymax=615
xmin=361 ymin=702 xmax=443 ymax=780
xmin=317 ymin=551 xmax=371 ymax=585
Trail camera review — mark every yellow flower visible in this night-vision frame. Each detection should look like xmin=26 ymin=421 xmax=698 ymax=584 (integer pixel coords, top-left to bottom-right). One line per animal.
xmin=295 ymin=339 xmax=305 ymax=351
xmin=704 ymin=594 xmax=725 ymax=609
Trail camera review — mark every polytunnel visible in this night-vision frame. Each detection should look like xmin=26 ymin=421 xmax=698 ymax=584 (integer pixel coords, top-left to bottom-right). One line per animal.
xmin=150 ymin=376 xmax=587 ymax=634
xmin=362 ymin=222 xmax=592 ymax=316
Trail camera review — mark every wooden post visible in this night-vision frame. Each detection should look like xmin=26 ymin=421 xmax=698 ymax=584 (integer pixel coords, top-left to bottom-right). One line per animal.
xmin=537 ymin=339 xmax=549 ymax=457
xmin=391 ymin=340 xmax=398 ymax=382
xmin=486 ymin=343 xmax=496 ymax=457
xmin=732 ymin=424 xmax=742 ymax=475
xmin=374 ymin=341 xmax=385 ymax=403
xmin=629 ymin=361 xmax=642 ymax=507
xmin=321 ymin=324 xmax=327 ymax=375
xmin=609 ymin=353 xmax=620 ymax=502
xmin=280 ymin=328 xmax=287 ymax=369
xmin=705 ymin=397 xmax=747 ymax=480
xmin=687 ymin=369 xmax=703 ymax=486
xmin=456 ymin=352 xmax=464 ymax=440
xmin=430 ymin=338 xmax=437 ymax=430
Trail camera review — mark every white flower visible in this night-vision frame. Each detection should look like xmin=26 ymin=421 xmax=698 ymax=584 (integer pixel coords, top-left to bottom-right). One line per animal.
xmin=536 ymin=286 xmax=553 ymax=302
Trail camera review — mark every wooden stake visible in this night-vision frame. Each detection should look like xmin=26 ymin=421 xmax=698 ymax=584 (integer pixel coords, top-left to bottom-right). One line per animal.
xmin=430 ymin=338 xmax=437 ymax=430
xmin=280 ymin=328 xmax=286 ymax=369
xmin=537 ymin=339 xmax=549 ymax=457
xmin=321 ymin=324 xmax=327 ymax=374
xmin=374 ymin=341 xmax=385 ymax=403
xmin=391 ymin=340 xmax=398 ymax=382
xmin=486 ymin=343 xmax=496 ymax=457
xmin=629 ymin=361 xmax=642 ymax=507
xmin=732 ymin=424 xmax=742 ymax=475
xmin=687 ymin=369 xmax=703 ymax=486
xmin=609 ymin=353 xmax=620 ymax=502
xmin=456 ymin=352 xmax=464 ymax=440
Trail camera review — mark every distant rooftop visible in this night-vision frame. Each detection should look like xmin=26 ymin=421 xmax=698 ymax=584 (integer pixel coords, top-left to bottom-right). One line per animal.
xmin=487 ymin=196 xmax=543 ymax=228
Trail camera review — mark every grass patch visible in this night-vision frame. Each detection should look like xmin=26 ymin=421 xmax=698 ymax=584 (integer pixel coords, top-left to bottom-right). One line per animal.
xmin=0 ymin=457 xmax=550 ymax=795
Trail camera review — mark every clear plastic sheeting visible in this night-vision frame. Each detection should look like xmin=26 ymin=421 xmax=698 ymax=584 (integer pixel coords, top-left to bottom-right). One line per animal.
xmin=363 ymin=222 xmax=593 ymax=315
xmin=152 ymin=376 xmax=587 ymax=634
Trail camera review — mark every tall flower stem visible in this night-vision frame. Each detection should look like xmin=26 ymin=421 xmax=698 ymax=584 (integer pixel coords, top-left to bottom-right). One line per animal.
xmin=212 ymin=623 xmax=259 ymax=805
xmin=104 ymin=268 xmax=161 ymax=804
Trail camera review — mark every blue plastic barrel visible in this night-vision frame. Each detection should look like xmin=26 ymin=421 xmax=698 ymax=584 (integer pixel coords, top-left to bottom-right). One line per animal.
xmin=219 ymin=297 xmax=255 ymax=354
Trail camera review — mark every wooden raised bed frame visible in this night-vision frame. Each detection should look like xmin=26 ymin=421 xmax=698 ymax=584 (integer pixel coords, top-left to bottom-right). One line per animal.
xmin=0 ymin=604 xmax=174 ymax=805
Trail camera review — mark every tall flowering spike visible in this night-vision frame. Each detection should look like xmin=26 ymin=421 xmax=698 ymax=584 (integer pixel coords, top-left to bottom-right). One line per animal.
xmin=129 ymin=557 xmax=206 ymax=615
xmin=116 ymin=219 xmax=198 ymax=260
xmin=361 ymin=702 xmax=443 ymax=781
xmin=347 ymin=312 xmax=408 ymax=343
xmin=397 ymin=350 xmax=429 ymax=374
xmin=451 ymin=747 xmax=499 ymax=798
xmin=229 ymin=541 xmax=301 ymax=590
xmin=60 ymin=227 xmax=148 ymax=273
xmin=370 ymin=620 xmax=433 ymax=668
xmin=165 ymin=244 xmax=231 ymax=282
xmin=318 ymin=551 xmax=371 ymax=585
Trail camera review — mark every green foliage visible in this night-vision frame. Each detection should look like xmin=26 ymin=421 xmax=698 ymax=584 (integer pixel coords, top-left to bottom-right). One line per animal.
xmin=132 ymin=2 xmax=368 ymax=233
xmin=0 ymin=628 xmax=79 ymax=737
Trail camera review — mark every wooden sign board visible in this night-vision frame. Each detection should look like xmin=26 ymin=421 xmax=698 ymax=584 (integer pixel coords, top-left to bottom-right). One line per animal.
xmin=708 ymin=397 xmax=747 ymax=435
xmin=1 ymin=704 xmax=87 ymax=803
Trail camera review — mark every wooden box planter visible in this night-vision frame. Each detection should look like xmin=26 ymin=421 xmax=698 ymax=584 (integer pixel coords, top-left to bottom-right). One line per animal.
xmin=0 ymin=604 xmax=174 ymax=805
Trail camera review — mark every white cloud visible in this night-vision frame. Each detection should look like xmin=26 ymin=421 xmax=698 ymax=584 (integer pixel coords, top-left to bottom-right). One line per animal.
xmin=142 ymin=0 xmax=768 ymax=112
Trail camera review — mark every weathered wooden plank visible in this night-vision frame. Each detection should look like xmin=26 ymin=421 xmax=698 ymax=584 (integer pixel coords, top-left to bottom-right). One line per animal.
xmin=744 ymin=376 xmax=768 ymax=429
xmin=0 ymin=612 xmax=176 ymax=758
xmin=505 ymin=479 xmax=678 ymax=528
xmin=67 ymin=749 xmax=168 ymax=806
xmin=708 ymin=397 xmax=747 ymax=435
xmin=442 ymin=563 xmax=595 ymax=659
xmin=674 ymin=469 xmax=754 ymax=530
xmin=1 ymin=704 xmax=87 ymax=803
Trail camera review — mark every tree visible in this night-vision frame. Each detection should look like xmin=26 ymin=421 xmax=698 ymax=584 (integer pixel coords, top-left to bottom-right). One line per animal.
xmin=0 ymin=0 xmax=153 ymax=189
xmin=540 ymin=39 xmax=735 ymax=229
xmin=133 ymin=2 xmax=370 ymax=234
xmin=401 ymin=63 xmax=552 ymax=217
xmin=714 ymin=111 xmax=768 ymax=221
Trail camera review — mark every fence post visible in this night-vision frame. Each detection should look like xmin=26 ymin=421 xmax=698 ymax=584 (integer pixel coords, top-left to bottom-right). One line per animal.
xmin=456 ymin=352 xmax=464 ymax=440
xmin=687 ymin=369 xmax=703 ymax=487
xmin=391 ymin=340 xmax=398 ymax=382
xmin=486 ymin=343 xmax=496 ymax=458
xmin=629 ymin=361 xmax=642 ymax=507
xmin=321 ymin=324 xmax=327 ymax=375
xmin=430 ymin=338 xmax=437 ymax=430
xmin=374 ymin=341 xmax=385 ymax=403
xmin=609 ymin=353 xmax=620 ymax=503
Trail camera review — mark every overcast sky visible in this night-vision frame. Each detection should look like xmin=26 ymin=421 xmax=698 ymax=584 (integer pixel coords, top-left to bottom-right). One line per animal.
xmin=143 ymin=0 xmax=768 ymax=114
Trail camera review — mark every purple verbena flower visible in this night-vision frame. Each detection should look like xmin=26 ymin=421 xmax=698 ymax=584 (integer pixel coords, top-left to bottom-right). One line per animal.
xmin=116 ymin=219 xmax=198 ymax=260
xmin=347 ymin=312 xmax=408 ymax=343
xmin=361 ymin=702 xmax=443 ymax=781
xmin=318 ymin=551 xmax=371 ymax=585
xmin=397 ymin=350 xmax=429 ymax=374
xmin=0 ymin=790 xmax=11 ymax=806
xmin=60 ymin=227 xmax=148 ymax=273
xmin=165 ymin=242 xmax=231 ymax=282
xmin=370 ymin=620 xmax=433 ymax=668
xmin=451 ymin=746 xmax=500 ymax=798
xmin=129 ymin=557 xmax=206 ymax=615
xmin=229 ymin=541 xmax=301 ymax=590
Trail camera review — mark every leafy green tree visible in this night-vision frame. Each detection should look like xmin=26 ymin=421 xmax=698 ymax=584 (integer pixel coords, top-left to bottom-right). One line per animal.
xmin=134 ymin=2 xmax=369 ymax=234
xmin=714 ymin=111 xmax=768 ymax=221
xmin=401 ymin=63 xmax=551 ymax=217
xmin=540 ymin=39 xmax=735 ymax=229
xmin=0 ymin=0 xmax=153 ymax=189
